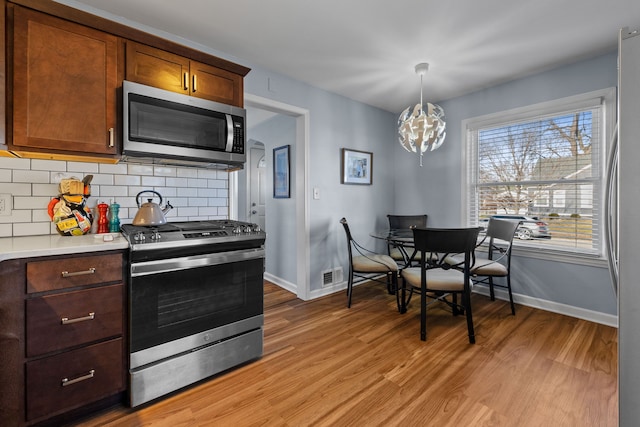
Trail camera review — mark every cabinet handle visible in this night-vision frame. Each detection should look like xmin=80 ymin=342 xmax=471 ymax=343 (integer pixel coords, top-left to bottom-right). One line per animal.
xmin=192 ymin=74 xmax=197 ymax=93
xmin=62 ymin=369 xmax=95 ymax=387
xmin=61 ymin=312 xmax=95 ymax=325
xmin=108 ymin=127 xmax=114 ymax=148
xmin=183 ymin=72 xmax=189 ymax=90
xmin=61 ymin=267 xmax=96 ymax=278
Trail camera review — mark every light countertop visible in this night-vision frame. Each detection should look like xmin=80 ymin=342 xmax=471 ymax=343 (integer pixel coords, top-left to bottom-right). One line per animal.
xmin=0 ymin=233 xmax=128 ymax=262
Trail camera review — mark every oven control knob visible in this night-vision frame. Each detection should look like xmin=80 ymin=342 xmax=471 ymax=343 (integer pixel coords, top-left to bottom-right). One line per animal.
xmin=133 ymin=232 xmax=145 ymax=242
xmin=252 ymin=224 xmax=261 ymax=232
xmin=151 ymin=231 xmax=161 ymax=240
xmin=233 ymin=226 xmax=243 ymax=234
xmin=244 ymin=225 xmax=252 ymax=233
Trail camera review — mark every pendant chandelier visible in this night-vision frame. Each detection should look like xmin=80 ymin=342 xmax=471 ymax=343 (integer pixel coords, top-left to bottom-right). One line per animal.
xmin=398 ymin=63 xmax=446 ymax=166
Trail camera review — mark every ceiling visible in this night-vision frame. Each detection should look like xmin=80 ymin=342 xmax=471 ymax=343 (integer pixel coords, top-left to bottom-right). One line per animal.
xmin=63 ymin=0 xmax=640 ymax=114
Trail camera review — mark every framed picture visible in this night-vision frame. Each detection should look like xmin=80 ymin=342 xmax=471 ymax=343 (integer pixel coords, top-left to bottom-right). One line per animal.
xmin=273 ymin=145 xmax=290 ymax=198
xmin=341 ymin=148 xmax=372 ymax=185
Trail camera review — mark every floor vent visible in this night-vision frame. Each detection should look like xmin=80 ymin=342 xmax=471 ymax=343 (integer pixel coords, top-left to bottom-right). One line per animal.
xmin=322 ymin=269 xmax=333 ymax=287
xmin=333 ymin=267 xmax=343 ymax=284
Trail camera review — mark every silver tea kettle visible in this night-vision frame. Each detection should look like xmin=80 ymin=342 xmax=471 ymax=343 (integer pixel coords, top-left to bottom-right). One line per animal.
xmin=132 ymin=190 xmax=173 ymax=226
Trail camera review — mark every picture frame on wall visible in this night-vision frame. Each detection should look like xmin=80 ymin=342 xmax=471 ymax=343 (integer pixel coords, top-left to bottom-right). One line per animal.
xmin=273 ymin=145 xmax=291 ymax=198
xmin=341 ymin=148 xmax=372 ymax=185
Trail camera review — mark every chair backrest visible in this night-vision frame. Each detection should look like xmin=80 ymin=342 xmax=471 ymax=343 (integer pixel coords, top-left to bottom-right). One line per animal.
xmin=486 ymin=217 xmax=520 ymax=243
xmin=340 ymin=217 xmax=354 ymax=261
xmin=387 ymin=214 xmax=427 ymax=230
xmin=485 ymin=218 xmax=520 ymax=261
xmin=412 ymin=227 xmax=481 ymax=266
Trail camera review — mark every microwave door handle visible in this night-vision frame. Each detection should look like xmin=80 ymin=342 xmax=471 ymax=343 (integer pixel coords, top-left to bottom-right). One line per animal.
xmin=225 ymin=114 xmax=234 ymax=152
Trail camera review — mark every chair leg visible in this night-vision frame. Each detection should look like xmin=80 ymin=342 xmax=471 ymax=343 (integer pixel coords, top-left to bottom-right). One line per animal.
xmin=420 ymin=283 xmax=427 ymax=341
xmin=347 ymin=269 xmax=354 ymax=308
xmin=489 ymin=277 xmax=496 ymax=301
xmin=399 ymin=276 xmax=408 ymax=314
xmin=506 ymin=274 xmax=516 ymax=315
xmin=463 ymin=290 xmax=475 ymax=344
xmin=393 ymin=273 xmax=402 ymax=313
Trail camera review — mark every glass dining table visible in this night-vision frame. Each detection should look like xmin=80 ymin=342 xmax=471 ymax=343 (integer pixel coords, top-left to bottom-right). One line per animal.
xmin=370 ymin=229 xmax=417 ymax=267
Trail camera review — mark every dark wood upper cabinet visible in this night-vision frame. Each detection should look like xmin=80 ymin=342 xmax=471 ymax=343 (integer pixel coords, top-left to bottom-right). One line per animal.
xmin=126 ymin=41 xmax=244 ymax=107
xmin=10 ymin=5 xmax=120 ymax=156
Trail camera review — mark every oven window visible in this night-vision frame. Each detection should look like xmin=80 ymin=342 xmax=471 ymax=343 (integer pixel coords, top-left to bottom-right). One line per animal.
xmin=130 ymin=258 xmax=263 ymax=353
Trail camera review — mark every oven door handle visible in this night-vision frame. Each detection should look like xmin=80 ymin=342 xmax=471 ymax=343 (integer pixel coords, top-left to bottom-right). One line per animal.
xmin=131 ymin=248 xmax=265 ymax=276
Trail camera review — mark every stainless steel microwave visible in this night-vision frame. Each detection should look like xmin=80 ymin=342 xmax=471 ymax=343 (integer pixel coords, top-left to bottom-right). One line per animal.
xmin=122 ymin=80 xmax=246 ymax=169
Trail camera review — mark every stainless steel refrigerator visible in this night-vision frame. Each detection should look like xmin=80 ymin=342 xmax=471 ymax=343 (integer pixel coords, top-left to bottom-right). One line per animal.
xmin=613 ymin=26 xmax=640 ymax=426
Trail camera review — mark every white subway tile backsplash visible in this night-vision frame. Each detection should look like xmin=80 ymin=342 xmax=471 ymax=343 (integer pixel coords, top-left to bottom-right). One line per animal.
xmin=13 ymin=221 xmax=51 ymax=236
xmin=32 ymin=183 xmax=59 ymax=196
xmin=0 ymin=182 xmax=31 ymax=194
xmin=177 ymin=168 xmax=198 ymax=178
xmin=197 ymin=188 xmax=217 ymax=198
xmin=176 ymin=207 xmax=198 ymax=217
xmin=166 ymin=177 xmax=188 ymax=187
xmin=114 ymin=175 xmax=141 ymax=186
xmin=31 ymin=159 xmax=66 ymax=172
xmin=0 ymin=169 xmax=11 ymax=182
xmin=197 ymin=169 xmax=218 ymax=179
xmin=90 ymin=174 xmax=114 ymax=185
xmin=14 ymin=196 xmax=52 ymax=210
xmin=68 ymin=162 xmax=100 ymax=173
xmin=0 ymin=157 xmax=30 ymax=170
xmin=13 ymin=169 xmax=50 ymax=183
xmin=99 ymin=163 xmax=128 ymax=174
xmin=208 ymin=179 xmax=227 ymax=189
xmin=127 ymin=163 xmax=154 ymax=176
xmin=141 ymin=176 xmax=165 ymax=186
xmin=153 ymin=166 xmax=176 ymax=177
xmin=187 ymin=178 xmax=207 ymax=188
xmin=100 ymin=186 xmax=130 ymax=197
xmin=0 ymin=160 xmax=229 ymax=236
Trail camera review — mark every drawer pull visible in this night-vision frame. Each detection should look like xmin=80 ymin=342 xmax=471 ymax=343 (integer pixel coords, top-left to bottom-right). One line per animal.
xmin=108 ymin=127 xmax=115 ymax=147
xmin=61 ymin=312 xmax=95 ymax=325
xmin=61 ymin=369 xmax=95 ymax=387
xmin=61 ymin=267 xmax=96 ymax=278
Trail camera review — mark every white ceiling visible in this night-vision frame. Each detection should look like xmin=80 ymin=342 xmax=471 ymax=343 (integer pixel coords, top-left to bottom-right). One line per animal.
xmin=63 ymin=0 xmax=640 ymax=114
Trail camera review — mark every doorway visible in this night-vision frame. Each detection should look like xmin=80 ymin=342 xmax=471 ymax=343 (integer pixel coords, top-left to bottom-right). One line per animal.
xmin=233 ymin=94 xmax=310 ymax=300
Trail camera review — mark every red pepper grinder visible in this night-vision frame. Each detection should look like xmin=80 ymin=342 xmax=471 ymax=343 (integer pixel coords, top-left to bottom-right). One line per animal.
xmin=97 ymin=202 xmax=109 ymax=234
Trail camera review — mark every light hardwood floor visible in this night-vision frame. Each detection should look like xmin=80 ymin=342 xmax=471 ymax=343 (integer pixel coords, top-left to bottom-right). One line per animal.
xmin=73 ymin=281 xmax=618 ymax=426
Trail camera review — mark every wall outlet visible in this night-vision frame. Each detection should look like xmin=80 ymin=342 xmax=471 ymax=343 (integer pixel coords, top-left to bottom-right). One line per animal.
xmin=0 ymin=194 xmax=12 ymax=216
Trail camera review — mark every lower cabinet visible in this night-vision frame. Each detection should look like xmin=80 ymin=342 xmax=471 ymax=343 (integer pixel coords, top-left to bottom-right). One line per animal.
xmin=26 ymin=339 xmax=124 ymax=422
xmin=0 ymin=251 xmax=127 ymax=427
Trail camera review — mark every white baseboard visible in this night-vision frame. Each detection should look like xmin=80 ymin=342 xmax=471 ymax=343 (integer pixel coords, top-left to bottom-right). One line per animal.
xmin=472 ymin=284 xmax=618 ymax=328
xmin=264 ymin=274 xmax=618 ymax=328
xmin=264 ymin=272 xmax=298 ymax=295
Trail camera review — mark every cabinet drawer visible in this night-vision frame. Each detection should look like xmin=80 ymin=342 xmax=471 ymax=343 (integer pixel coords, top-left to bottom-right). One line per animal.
xmin=27 ymin=253 xmax=123 ymax=293
xmin=26 ymin=338 xmax=124 ymax=422
xmin=26 ymin=284 xmax=123 ymax=357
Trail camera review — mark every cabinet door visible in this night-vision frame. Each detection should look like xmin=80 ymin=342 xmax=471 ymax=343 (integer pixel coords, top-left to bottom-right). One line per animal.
xmin=126 ymin=40 xmax=190 ymax=95
xmin=11 ymin=7 xmax=119 ymax=155
xmin=190 ymin=60 xmax=244 ymax=107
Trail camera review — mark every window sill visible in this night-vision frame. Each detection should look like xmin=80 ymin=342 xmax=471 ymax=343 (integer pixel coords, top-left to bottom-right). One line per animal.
xmin=475 ymin=242 xmax=607 ymax=267
xmin=511 ymin=245 xmax=607 ymax=267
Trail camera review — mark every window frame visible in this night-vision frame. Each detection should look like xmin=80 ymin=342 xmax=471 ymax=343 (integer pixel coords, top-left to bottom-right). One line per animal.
xmin=461 ymin=88 xmax=616 ymax=267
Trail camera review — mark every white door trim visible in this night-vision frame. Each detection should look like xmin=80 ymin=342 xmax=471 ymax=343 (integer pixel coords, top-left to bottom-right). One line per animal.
xmin=242 ymin=93 xmax=310 ymax=300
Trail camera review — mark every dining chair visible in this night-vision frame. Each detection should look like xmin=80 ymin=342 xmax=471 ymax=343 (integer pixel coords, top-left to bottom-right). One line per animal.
xmin=340 ymin=218 xmax=399 ymax=310
xmin=445 ymin=217 xmax=520 ymax=314
xmin=400 ymin=227 xmax=481 ymax=343
xmin=386 ymin=214 xmax=428 ymax=266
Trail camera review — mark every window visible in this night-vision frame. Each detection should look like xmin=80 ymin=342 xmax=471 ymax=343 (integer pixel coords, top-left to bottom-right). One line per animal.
xmin=463 ymin=89 xmax=615 ymax=261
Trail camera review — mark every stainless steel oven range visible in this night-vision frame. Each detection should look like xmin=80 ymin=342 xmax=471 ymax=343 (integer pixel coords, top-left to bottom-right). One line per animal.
xmin=120 ymin=220 xmax=266 ymax=407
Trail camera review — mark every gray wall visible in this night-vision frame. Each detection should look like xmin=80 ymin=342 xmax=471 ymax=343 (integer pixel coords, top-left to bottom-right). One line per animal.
xmin=393 ymin=52 xmax=619 ymax=316
xmin=241 ymin=114 xmax=298 ymax=284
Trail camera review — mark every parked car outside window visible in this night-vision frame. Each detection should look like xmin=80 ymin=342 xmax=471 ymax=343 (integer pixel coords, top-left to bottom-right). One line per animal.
xmin=479 ymin=215 xmax=552 ymax=240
